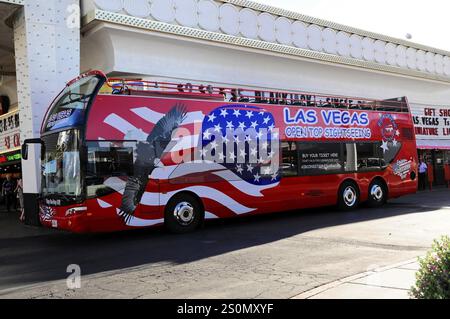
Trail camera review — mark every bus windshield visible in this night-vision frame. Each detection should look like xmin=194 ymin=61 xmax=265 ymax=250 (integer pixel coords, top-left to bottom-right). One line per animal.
xmin=43 ymin=75 xmax=102 ymax=133
xmin=42 ymin=130 xmax=82 ymax=200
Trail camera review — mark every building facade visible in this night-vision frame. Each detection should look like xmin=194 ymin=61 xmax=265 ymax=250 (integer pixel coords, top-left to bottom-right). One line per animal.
xmin=0 ymin=0 xmax=449 ymax=223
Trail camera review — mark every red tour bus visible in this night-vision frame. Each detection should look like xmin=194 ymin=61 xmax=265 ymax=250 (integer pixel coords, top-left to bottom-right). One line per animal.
xmin=22 ymin=71 xmax=418 ymax=233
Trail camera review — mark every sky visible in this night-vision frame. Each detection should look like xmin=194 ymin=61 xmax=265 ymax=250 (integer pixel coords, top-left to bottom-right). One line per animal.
xmin=253 ymin=0 xmax=450 ymax=51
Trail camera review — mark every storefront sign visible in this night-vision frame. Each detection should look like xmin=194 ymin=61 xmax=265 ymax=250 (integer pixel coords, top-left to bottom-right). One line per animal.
xmin=0 ymin=152 xmax=21 ymax=164
xmin=0 ymin=110 xmax=21 ymax=153
xmin=411 ymin=104 xmax=450 ymax=139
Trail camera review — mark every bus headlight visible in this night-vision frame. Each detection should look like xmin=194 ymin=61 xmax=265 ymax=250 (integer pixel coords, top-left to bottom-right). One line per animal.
xmin=65 ymin=207 xmax=88 ymax=217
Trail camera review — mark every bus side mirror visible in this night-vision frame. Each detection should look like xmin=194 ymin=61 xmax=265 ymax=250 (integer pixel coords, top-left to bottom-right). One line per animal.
xmin=22 ymin=138 xmax=45 ymax=161
xmin=21 ymin=144 xmax=29 ymax=160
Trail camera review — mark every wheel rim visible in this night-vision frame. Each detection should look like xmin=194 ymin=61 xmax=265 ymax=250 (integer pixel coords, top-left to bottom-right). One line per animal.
xmin=343 ymin=186 xmax=357 ymax=207
xmin=173 ymin=201 xmax=195 ymax=226
xmin=370 ymin=184 xmax=384 ymax=201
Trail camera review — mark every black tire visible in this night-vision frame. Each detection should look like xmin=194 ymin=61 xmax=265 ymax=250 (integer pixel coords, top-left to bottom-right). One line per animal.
xmin=338 ymin=181 xmax=360 ymax=211
xmin=164 ymin=193 xmax=204 ymax=234
xmin=367 ymin=180 xmax=387 ymax=208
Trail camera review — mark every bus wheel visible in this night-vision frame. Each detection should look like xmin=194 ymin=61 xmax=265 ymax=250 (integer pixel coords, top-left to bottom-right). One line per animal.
xmin=338 ymin=181 xmax=359 ymax=211
xmin=165 ymin=194 xmax=204 ymax=234
xmin=367 ymin=180 xmax=387 ymax=208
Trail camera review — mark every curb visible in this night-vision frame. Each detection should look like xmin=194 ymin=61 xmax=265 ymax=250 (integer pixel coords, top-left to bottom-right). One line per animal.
xmin=291 ymin=258 xmax=418 ymax=299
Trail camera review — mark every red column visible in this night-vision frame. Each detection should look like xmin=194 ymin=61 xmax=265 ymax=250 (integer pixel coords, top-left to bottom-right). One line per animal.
xmin=444 ymin=164 xmax=450 ymax=188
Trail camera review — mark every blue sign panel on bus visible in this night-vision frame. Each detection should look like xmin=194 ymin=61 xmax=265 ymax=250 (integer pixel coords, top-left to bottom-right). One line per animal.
xmin=45 ymin=108 xmax=85 ymax=132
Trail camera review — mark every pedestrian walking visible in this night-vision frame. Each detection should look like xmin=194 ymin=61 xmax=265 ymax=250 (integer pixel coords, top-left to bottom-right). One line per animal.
xmin=2 ymin=175 xmax=16 ymax=212
xmin=15 ymin=177 xmax=24 ymax=222
xmin=418 ymin=159 xmax=428 ymax=191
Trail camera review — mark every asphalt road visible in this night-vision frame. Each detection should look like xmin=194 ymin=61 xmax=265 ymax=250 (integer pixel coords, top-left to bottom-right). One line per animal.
xmin=0 ymin=189 xmax=449 ymax=299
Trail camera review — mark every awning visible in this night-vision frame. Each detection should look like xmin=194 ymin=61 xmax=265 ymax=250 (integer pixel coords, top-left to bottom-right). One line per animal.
xmin=416 ymin=139 xmax=450 ymax=150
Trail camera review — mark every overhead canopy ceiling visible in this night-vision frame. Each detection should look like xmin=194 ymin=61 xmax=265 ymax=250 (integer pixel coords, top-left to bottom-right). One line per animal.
xmin=0 ymin=2 xmax=20 ymax=76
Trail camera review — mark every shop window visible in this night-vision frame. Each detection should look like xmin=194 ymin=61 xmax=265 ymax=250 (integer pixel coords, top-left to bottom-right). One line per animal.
xmin=445 ymin=151 xmax=450 ymax=165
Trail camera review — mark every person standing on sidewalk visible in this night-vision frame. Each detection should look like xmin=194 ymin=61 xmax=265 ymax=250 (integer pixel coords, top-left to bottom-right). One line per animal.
xmin=2 ymin=175 xmax=16 ymax=213
xmin=15 ymin=177 xmax=24 ymax=222
xmin=418 ymin=159 xmax=428 ymax=191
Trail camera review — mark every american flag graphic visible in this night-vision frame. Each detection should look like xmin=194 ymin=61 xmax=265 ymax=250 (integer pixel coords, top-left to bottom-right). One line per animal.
xmin=201 ymin=105 xmax=280 ymax=186
xmin=93 ymin=100 xmax=280 ymax=228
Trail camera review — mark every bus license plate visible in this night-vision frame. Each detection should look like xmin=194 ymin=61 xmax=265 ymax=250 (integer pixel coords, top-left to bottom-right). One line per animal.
xmin=51 ymin=220 xmax=58 ymax=228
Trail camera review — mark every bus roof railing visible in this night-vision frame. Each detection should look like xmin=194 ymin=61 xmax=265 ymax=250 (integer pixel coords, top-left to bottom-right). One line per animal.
xmin=105 ymin=78 xmax=410 ymax=113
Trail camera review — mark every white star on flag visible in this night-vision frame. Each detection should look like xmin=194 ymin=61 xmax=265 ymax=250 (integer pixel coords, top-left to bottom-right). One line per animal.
xmin=208 ymin=113 xmax=216 ymax=122
xmin=220 ymin=109 xmax=228 ymax=117
xmin=203 ymin=130 xmax=212 ymax=140
xmin=210 ymin=140 xmax=218 ymax=149
xmin=245 ymin=111 xmax=254 ymax=119
xmin=381 ymin=141 xmax=389 ymax=153
xmin=233 ymin=110 xmax=241 ymax=117
xmin=214 ymin=124 xmax=222 ymax=133
xmin=199 ymin=148 xmax=208 ymax=157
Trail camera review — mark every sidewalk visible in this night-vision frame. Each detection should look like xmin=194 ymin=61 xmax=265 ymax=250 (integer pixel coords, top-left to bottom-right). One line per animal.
xmin=293 ymin=259 xmax=420 ymax=299
xmin=0 ymin=209 xmax=54 ymax=239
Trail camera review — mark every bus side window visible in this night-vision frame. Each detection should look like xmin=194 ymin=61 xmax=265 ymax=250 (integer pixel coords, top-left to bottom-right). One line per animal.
xmin=356 ymin=142 xmax=383 ymax=171
xmin=298 ymin=142 xmax=344 ymax=175
xmin=86 ymin=141 xmax=136 ymax=197
xmin=281 ymin=141 xmax=299 ymax=177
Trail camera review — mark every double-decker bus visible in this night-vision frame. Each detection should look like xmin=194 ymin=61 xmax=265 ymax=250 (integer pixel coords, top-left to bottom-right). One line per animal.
xmin=22 ymin=71 xmax=418 ymax=233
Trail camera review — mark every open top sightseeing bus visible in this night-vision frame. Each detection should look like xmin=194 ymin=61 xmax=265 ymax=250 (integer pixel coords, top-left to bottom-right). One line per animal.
xmin=22 ymin=70 xmax=418 ymax=233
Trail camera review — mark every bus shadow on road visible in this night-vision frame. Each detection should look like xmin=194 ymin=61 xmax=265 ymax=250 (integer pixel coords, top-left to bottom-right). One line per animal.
xmin=0 ymin=200 xmax=444 ymax=290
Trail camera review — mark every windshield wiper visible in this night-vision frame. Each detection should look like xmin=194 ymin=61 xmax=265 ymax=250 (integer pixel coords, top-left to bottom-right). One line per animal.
xmin=58 ymin=93 xmax=92 ymax=107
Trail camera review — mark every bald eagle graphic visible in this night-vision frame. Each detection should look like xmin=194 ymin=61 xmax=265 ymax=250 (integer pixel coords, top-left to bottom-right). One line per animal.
xmin=118 ymin=104 xmax=187 ymax=223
